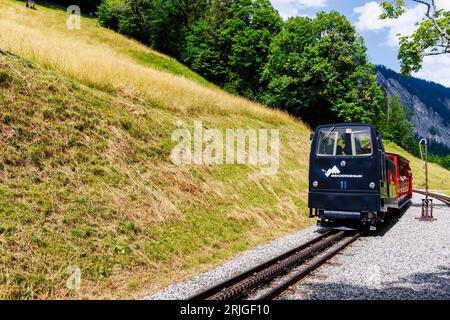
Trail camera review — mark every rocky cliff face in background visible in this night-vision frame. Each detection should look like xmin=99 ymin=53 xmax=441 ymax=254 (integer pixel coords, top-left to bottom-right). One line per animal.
xmin=376 ymin=66 xmax=450 ymax=148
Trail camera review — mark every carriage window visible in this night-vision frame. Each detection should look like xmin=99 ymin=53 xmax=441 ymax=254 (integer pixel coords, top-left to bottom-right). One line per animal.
xmin=316 ymin=127 xmax=373 ymax=156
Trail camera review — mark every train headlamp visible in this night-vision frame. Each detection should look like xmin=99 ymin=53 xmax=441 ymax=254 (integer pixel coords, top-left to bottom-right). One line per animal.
xmin=313 ymin=181 xmax=319 ymax=188
xmin=369 ymin=182 xmax=376 ymax=189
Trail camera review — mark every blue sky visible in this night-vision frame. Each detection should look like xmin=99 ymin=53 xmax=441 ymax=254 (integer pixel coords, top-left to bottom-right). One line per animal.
xmin=270 ymin=0 xmax=450 ymax=87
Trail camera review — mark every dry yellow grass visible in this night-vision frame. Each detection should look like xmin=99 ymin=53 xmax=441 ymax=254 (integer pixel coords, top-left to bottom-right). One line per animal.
xmin=0 ymin=0 xmax=293 ymax=123
xmin=0 ymin=0 xmax=312 ymax=299
xmin=0 ymin=53 xmax=312 ymax=299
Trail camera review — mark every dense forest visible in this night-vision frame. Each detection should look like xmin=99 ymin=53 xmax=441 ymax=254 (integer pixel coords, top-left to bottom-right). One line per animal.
xmin=42 ymin=0 xmax=448 ymax=168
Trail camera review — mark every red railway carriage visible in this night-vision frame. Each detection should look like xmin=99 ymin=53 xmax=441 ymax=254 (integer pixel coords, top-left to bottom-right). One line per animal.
xmin=386 ymin=153 xmax=413 ymax=208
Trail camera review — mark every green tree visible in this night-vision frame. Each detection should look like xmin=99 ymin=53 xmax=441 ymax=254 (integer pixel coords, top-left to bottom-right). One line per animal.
xmin=183 ymin=19 xmax=229 ymax=86
xmin=44 ymin=1 xmax=102 ymax=14
xmin=149 ymin=0 xmax=211 ymax=57
xmin=97 ymin=0 xmax=210 ymax=58
xmin=261 ymin=12 xmax=384 ymax=128
xmin=183 ymin=0 xmax=283 ymax=99
xmin=379 ymin=95 xmax=415 ymax=150
xmin=380 ymin=0 xmax=450 ymax=75
xmin=442 ymin=155 xmax=450 ymax=170
xmin=97 ymin=0 xmax=152 ymax=44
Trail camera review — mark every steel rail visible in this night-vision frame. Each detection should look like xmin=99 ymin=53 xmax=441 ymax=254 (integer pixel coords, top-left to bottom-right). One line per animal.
xmin=413 ymin=189 xmax=450 ymax=206
xmin=258 ymin=232 xmax=363 ymax=300
xmin=188 ymin=230 xmax=348 ymax=300
xmin=188 ymin=230 xmax=335 ymax=300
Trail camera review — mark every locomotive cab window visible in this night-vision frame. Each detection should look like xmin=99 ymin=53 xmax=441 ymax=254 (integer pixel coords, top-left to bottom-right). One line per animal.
xmin=316 ymin=127 xmax=372 ymax=156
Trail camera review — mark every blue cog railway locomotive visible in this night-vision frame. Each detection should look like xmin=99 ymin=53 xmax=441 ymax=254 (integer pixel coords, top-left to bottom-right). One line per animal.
xmin=308 ymin=123 xmax=413 ymax=230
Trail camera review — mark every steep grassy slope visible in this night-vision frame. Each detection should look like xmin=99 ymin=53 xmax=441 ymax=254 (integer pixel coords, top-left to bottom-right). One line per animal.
xmin=0 ymin=54 xmax=313 ymax=299
xmin=1 ymin=0 xmax=212 ymax=87
xmin=0 ymin=1 xmax=312 ymax=299
xmin=0 ymin=0 xmax=449 ymax=300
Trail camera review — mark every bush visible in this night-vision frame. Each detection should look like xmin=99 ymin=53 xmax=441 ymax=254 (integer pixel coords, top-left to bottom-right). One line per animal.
xmin=44 ymin=0 xmax=102 ymax=14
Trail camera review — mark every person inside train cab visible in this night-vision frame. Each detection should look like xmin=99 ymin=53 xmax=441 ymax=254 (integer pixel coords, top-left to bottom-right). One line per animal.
xmin=336 ymin=133 xmax=351 ymax=156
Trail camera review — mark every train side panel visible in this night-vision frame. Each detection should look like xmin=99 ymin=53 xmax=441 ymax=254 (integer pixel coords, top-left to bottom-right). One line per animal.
xmin=386 ymin=153 xmax=412 ymax=209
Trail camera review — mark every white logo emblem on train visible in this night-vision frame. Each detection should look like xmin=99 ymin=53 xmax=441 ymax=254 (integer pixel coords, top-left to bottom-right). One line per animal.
xmin=322 ymin=166 xmax=363 ymax=178
xmin=324 ymin=166 xmax=340 ymax=177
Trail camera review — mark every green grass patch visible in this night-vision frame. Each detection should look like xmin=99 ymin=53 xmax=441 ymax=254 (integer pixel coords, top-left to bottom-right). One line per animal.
xmin=130 ymin=49 xmax=213 ymax=88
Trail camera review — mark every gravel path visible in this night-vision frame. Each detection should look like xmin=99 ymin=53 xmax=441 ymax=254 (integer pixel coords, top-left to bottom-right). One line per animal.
xmin=147 ymin=193 xmax=449 ymax=300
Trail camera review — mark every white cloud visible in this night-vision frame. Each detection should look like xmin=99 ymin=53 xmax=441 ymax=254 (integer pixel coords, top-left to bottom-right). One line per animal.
xmin=354 ymin=1 xmax=450 ymax=87
xmin=354 ymin=0 xmax=450 ymax=48
xmin=436 ymin=0 xmax=450 ymax=10
xmin=354 ymin=1 xmax=425 ymax=47
xmin=271 ymin=0 xmax=327 ymax=19
xmin=415 ymin=55 xmax=450 ymax=87
xmin=354 ymin=2 xmax=390 ymax=31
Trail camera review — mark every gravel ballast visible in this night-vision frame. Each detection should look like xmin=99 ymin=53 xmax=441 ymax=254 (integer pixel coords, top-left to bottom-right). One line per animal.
xmin=146 ymin=225 xmax=324 ymax=300
xmin=147 ymin=193 xmax=450 ymax=300
xmin=283 ymin=194 xmax=450 ymax=300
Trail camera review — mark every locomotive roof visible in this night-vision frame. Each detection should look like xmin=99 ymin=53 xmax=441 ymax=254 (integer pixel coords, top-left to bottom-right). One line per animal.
xmin=316 ymin=123 xmax=376 ymax=128
xmin=315 ymin=123 xmax=380 ymax=135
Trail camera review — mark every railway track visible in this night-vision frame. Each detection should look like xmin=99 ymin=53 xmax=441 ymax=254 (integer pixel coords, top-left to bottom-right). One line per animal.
xmin=189 ymin=230 xmax=362 ymax=301
xmin=413 ymin=189 xmax=450 ymax=206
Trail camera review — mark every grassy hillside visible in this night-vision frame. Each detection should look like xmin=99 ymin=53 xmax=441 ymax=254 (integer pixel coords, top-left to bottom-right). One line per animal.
xmin=0 ymin=0 xmax=448 ymax=299
xmin=0 ymin=0 xmax=312 ymax=299
xmin=1 ymin=0 xmax=213 ymax=87
xmin=0 ymin=53 xmax=314 ymax=299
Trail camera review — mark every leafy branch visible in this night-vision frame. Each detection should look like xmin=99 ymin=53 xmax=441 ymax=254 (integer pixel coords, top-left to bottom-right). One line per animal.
xmin=380 ymin=0 xmax=450 ymax=74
